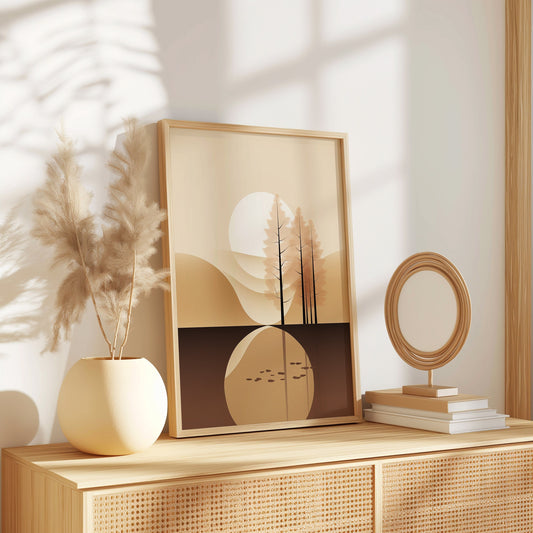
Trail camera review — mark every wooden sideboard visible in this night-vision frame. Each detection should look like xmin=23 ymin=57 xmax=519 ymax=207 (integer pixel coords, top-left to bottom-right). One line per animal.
xmin=3 ymin=419 xmax=533 ymax=532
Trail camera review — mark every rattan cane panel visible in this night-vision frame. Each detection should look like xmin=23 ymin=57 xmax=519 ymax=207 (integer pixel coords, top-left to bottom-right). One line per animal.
xmin=382 ymin=447 xmax=533 ymax=532
xmin=91 ymin=465 xmax=374 ymax=532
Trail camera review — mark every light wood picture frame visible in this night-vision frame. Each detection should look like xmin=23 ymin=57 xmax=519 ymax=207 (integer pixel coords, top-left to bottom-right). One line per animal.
xmin=158 ymin=119 xmax=362 ymax=437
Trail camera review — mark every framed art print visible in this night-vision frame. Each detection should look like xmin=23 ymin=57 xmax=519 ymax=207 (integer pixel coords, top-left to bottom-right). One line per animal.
xmin=158 ymin=120 xmax=362 ymax=437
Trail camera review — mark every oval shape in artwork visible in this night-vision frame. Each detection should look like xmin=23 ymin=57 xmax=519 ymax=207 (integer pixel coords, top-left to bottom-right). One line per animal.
xmin=224 ymin=326 xmax=314 ymax=425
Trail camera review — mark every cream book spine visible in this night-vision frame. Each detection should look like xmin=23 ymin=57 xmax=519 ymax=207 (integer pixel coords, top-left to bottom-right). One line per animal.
xmin=365 ymin=388 xmax=489 ymax=413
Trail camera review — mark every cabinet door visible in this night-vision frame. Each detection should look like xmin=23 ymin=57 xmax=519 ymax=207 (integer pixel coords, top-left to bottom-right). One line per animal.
xmin=88 ymin=464 xmax=375 ymax=532
xmin=381 ymin=446 xmax=533 ymax=532
xmin=2 ymin=454 xmax=84 ymax=533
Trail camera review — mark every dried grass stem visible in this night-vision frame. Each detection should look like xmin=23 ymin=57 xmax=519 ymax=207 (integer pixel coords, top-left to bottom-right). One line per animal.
xmin=119 ymin=250 xmax=136 ymax=360
xmin=74 ymin=231 xmax=113 ymax=357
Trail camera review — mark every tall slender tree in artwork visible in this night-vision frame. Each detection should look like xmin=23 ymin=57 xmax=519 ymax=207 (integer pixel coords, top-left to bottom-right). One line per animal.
xmin=288 ymin=211 xmax=327 ymax=325
xmin=263 ymin=194 xmax=293 ymax=324
xmin=305 ymin=219 xmax=326 ymax=324
xmin=288 ymin=207 xmax=308 ymax=324
xmin=263 ymin=194 xmax=294 ymax=421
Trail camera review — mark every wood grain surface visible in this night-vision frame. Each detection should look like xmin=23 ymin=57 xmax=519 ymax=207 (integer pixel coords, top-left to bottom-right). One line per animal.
xmin=3 ymin=419 xmax=533 ymax=490
xmin=505 ymin=0 xmax=531 ymax=419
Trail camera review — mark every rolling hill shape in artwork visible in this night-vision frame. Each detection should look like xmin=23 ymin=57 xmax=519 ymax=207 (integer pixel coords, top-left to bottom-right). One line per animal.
xmin=175 ymin=253 xmax=258 ymax=328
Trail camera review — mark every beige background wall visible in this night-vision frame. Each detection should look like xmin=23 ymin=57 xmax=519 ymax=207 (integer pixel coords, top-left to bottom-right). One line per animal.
xmin=0 ymin=0 xmax=504 ymax=526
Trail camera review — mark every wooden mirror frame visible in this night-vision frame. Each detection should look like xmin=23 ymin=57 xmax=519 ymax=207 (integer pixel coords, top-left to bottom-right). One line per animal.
xmin=505 ymin=0 xmax=531 ymax=418
xmin=385 ymin=252 xmax=471 ymax=373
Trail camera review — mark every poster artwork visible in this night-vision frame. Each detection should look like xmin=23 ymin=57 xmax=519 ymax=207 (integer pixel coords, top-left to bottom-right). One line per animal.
xmin=161 ymin=122 xmax=359 ymax=436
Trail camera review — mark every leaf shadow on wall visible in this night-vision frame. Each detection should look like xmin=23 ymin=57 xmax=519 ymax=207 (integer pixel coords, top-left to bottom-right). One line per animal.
xmin=0 ymin=209 xmax=52 ymax=354
xmin=0 ymin=209 xmax=45 ymax=447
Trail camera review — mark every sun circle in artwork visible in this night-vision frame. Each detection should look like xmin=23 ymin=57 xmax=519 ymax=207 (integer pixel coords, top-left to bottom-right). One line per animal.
xmin=228 ymin=192 xmax=293 ymax=277
xmin=224 ymin=326 xmax=314 ymax=425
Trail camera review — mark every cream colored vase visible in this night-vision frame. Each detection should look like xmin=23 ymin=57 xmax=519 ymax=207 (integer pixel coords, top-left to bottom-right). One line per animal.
xmin=57 ymin=357 xmax=167 ymax=456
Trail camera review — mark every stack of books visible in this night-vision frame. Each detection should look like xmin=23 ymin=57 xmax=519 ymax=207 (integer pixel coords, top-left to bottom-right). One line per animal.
xmin=364 ymin=388 xmax=508 ymax=434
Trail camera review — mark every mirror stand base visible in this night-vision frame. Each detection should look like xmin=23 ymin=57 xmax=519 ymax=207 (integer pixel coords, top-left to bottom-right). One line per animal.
xmin=402 ymin=384 xmax=459 ymax=398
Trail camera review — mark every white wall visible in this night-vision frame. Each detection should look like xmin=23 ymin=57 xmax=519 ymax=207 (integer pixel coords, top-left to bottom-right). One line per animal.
xmin=0 ymin=0 xmax=504 ymax=520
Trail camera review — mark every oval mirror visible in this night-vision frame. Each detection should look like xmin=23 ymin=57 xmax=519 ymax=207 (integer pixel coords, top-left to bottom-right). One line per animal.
xmin=398 ymin=270 xmax=458 ymax=353
xmin=385 ymin=252 xmax=471 ymax=373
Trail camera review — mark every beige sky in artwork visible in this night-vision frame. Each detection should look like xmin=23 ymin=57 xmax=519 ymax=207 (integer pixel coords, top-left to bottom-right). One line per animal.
xmin=168 ymin=128 xmax=346 ymax=258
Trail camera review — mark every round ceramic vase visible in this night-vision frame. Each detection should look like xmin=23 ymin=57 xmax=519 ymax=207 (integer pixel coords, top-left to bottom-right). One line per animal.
xmin=57 ymin=357 xmax=167 ymax=456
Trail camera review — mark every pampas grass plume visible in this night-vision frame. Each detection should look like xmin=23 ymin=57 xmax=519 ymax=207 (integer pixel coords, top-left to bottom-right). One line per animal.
xmin=33 ymin=119 xmax=167 ymax=358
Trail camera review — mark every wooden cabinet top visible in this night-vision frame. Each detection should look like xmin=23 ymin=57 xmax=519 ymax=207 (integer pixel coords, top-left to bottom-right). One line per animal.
xmin=4 ymin=419 xmax=533 ymax=490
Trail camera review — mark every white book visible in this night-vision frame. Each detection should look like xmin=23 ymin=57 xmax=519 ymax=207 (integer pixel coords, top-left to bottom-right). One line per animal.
xmin=364 ymin=408 xmax=509 ymax=434
xmin=370 ymin=403 xmax=498 ymax=421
